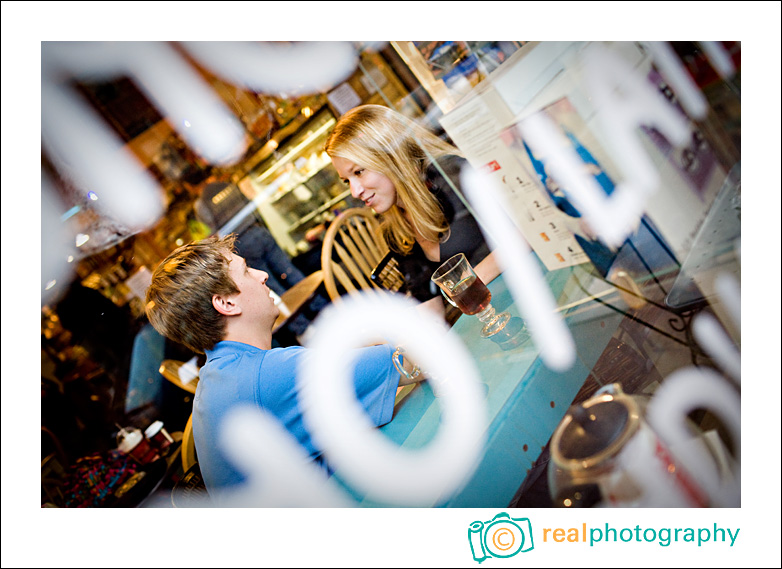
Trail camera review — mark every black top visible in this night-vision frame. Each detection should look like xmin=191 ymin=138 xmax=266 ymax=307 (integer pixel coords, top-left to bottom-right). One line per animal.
xmin=396 ymin=155 xmax=490 ymax=301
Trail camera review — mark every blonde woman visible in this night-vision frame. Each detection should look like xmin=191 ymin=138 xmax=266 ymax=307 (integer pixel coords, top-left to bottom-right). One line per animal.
xmin=325 ymin=104 xmax=499 ymax=313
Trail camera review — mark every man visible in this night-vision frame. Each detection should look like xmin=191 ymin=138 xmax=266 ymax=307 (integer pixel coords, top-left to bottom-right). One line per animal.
xmin=145 ymin=234 xmax=421 ymax=493
xmin=193 ymin=181 xmax=329 ymax=343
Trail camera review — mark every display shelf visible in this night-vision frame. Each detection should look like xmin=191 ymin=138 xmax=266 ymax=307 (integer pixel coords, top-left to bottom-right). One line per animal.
xmin=253 ymin=114 xmax=336 ymax=187
xmin=288 ymin=190 xmax=352 ymax=233
xmin=239 ymin=107 xmax=359 ymax=257
xmin=268 ymin=158 xmax=334 ymax=205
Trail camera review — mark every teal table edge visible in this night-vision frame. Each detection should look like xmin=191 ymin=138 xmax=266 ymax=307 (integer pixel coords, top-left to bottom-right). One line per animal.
xmin=332 ymin=262 xmax=625 ymax=507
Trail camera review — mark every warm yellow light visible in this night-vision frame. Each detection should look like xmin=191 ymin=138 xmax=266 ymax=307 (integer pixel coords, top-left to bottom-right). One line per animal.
xmin=301 ymin=106 xmax=312 ymax=118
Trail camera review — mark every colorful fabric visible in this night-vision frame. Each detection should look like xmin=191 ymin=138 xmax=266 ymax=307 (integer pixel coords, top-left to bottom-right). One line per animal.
xmin=59 ymin=450 xmax=138 ymax=508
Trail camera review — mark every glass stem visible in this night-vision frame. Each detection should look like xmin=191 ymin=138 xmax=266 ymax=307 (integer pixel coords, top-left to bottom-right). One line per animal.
xmin=476 ymin=303 xmax=496 ymax=323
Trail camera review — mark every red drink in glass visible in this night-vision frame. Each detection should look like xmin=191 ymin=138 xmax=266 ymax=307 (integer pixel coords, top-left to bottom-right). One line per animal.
xmin=450 ymin=275 xmax=491 ymax=315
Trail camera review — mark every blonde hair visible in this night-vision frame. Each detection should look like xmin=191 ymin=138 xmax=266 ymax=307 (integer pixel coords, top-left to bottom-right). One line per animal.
xmin=324 ymin=104 xmax=462 ymax=254
xmin=146 ymin=234 xmax=239 ymax=353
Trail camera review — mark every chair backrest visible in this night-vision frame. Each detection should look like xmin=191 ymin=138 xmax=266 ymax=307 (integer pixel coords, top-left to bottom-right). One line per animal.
xmin=172 ymin=413 xmax=210 ymax=507
xmin=320 ymin=208 xmax=395 ymax=302
xmin=181 ymin=413 xmax=197 ymax=473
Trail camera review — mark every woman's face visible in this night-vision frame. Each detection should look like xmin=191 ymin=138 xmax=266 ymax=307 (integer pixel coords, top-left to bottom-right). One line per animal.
xmin=331 ymin=155 xmax=400 ymax=214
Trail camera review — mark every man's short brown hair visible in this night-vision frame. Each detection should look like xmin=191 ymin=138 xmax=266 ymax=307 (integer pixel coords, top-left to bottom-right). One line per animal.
xmin=146 ymin=234 xmax=239 ymax=353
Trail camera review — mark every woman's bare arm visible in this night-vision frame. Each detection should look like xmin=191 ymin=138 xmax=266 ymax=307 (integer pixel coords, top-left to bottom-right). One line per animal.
xmin=474 ymin=252 xmax=501 ymax=285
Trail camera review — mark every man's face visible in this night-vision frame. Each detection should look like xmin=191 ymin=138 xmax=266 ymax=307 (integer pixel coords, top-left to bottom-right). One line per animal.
xmin=226 ymin=252 xmax=280 ymax=326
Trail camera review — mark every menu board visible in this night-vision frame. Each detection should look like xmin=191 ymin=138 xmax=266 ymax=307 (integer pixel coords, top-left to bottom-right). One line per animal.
xmin=501 ymin=96 xmax=628 ymax=274
xmin=327 ymin=82 xmax=362 ymax=116
xmin=439 ymin=89 xmax=588 ymax=271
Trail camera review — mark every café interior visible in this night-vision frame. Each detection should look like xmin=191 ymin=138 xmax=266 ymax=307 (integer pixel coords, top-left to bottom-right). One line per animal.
xmin=37 ymin=40 xmax=746 ymax=510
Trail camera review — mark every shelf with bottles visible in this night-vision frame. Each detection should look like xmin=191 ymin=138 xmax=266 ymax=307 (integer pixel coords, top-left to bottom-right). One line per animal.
xmin=289 ymin=189 xmax=353 ymax=233
xmin=252 ymin=108 xmax=335 ymax=183
xmin=267 ymin=151 xmax=336 ymax=206
xmin=286 ymin=192 xmax=357 ymax=254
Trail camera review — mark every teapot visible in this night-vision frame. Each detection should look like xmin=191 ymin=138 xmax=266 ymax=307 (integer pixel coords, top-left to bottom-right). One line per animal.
xmin=548 ymin=368 xmax=740 ymax=508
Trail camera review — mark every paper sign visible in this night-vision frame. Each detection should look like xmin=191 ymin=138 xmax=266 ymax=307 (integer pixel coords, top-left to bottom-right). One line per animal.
xmin=327 ymin=83 xmax=362 ymax=116
xmin=178 ymin=356 xmax=200 ymax=385
xmin=439 ymin=91 xmax=587 ymax=270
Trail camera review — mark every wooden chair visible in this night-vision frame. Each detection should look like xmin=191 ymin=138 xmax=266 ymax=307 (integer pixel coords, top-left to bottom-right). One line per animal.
xmin=321 ymin=208 xmax=399 ymax=302
xmin=170 ymin=462 xmax=209 ymax=507
xmin=171 ymin=413 xmax=210 ymax=507
xmin=181 ymin=413 xmax=197 ymax=472
xmin=158 ymin=359 xmax=199 ymax=395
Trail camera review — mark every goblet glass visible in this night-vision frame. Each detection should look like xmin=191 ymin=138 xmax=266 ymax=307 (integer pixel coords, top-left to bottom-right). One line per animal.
xmin=431 ymin=253 xmax=511 ymax=337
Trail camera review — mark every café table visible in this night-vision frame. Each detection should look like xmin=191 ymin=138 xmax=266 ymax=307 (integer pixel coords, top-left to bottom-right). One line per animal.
xmin=272 ymin=270 xmax=325 ymax=334
xmin=159 ymin=359 xmax=199 ymax=394
xmin=331 ymin=260 xmax=628 ymax=507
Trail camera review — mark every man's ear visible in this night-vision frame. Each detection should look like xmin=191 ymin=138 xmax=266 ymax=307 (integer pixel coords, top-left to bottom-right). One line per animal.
xmin=212 ymin=293 xmax=241 ymax=316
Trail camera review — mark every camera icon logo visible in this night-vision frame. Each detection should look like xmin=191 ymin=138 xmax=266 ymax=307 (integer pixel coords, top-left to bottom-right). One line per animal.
xmin=468 ymin=512 xmax=534 ymax=562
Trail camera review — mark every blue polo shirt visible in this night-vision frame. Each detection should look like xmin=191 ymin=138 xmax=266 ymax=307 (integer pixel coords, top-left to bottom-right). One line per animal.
xmin=192 ymin=341 xmax=399 ymax=492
